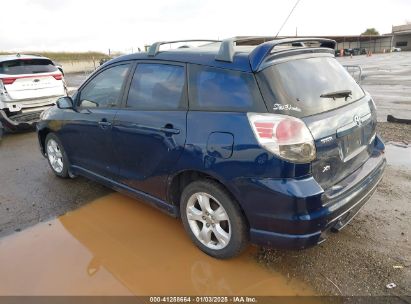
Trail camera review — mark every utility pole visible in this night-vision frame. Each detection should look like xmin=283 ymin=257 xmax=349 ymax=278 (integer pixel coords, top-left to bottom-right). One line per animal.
xmin=296 ymin=27 xmax=298 ymax=37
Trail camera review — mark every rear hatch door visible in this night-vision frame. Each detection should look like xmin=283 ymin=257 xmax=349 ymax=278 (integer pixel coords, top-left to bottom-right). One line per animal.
xmin=303 ymin=97 xmax=376 ymax=189
xmin=257 ymin=54 xmax=377 ymax=189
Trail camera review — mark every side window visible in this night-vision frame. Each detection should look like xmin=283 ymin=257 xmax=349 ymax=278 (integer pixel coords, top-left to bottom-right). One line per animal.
xmin=126 ymin=63 xmax=185 ymax=110
xmin=188 ymin=64 xmax=264 ymax=112
xmin=79 ymin=64 xmax=130 ymax=108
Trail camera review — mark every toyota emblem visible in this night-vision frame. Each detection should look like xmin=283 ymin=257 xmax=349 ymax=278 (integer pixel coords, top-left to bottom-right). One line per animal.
xmin=353 ymin=115 xmax=362 ymax=126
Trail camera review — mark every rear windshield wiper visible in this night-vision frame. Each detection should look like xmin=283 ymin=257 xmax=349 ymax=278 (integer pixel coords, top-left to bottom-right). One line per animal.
xmin=320 ymin=90 xmax=352 ymax=100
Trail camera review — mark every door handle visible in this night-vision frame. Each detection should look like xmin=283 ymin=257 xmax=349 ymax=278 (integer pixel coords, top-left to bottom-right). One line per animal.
xmin=128 ymin=123 xmax=180 ymax=135
xmin=98 ymin=119 xmax=112 ymax=129
xmin=159 ymin=124 xmax=180 ymax=134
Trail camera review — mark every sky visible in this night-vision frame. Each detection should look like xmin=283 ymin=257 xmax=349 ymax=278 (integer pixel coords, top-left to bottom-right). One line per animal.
xmin=1 ymin=0 xmax=410 ymax=53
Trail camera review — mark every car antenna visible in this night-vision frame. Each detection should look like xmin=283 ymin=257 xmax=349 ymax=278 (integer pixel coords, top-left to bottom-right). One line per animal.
xmin=274 ymin=0 xmax=302 ymax=39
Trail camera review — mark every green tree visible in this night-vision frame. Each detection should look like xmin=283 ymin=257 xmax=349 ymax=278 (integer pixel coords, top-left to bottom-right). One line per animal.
xmin=361 ymin=28 xmax=380 ymax=35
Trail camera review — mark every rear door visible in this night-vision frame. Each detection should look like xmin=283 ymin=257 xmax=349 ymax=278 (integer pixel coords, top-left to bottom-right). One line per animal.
xmin=257 ymin=55 xmax=377 ymax=189
xmin=112 ymin=62 xmax=187 ymax=200
xmin=0 ymin=58 xmax=65 ymax=100
xmin=62 ymin=63 xmax=132 ymax=178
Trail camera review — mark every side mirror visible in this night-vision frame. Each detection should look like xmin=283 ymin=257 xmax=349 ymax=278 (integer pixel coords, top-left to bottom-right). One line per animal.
xmin=57 ymin=96 xmax=74 ymax=109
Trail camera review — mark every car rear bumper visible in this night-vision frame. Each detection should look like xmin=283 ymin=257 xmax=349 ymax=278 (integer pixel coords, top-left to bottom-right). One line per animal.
xmin=235 ymin=135 xmax=386 ymax=249
xmin=0 ymin=96 xmax=62 ymax=131
xmin=1 ymin=95 xmax=61 ymax=113
xmin=0 ymin=109 xmax=44 ymax=131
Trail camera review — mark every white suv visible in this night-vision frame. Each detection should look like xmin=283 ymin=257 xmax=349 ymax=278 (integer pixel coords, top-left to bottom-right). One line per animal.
xmin=0 ymin=54 xmax=66 ymax=132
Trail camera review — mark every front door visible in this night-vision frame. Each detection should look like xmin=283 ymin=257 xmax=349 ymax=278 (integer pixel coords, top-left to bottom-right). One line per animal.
xmin=62 ymin=63 xmax=132 ymax=178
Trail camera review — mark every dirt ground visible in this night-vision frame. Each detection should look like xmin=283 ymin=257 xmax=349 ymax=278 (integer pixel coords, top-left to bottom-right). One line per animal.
xmin=0 ymin=132 xmax=111 ymax=237
xmin=377 ymin=122 xmax=411 ymax=144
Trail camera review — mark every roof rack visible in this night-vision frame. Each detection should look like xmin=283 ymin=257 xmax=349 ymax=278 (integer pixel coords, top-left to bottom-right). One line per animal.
xmin=216 ymin=37 xmax=336 ymax=71
xmin=215 ymin=36 xmax=269 ymax=62
xmin=148 ymin=39 xmax=221 ymax=57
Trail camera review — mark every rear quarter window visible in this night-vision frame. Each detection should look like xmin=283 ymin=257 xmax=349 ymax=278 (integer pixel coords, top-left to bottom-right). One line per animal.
xmin=0 ymin=59 xmax=58 ymax=75
xmin=188 ymin=64 xmax=266 ymax=112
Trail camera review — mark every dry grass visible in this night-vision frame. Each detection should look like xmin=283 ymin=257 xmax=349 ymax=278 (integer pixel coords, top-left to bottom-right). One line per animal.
xmin=0 ymin=51 xmax=111 ymax=61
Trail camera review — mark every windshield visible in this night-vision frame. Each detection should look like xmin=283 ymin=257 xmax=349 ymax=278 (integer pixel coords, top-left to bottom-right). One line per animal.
xmin=257 ymin=56 xmax=365 ymax=117
xmin=0 ymin=59 xmax=58 ymax=75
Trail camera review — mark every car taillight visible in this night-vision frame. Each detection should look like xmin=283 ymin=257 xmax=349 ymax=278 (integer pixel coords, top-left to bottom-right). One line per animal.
xmin=247 ymin=113 xmax=316 ymax=163
xmin=52 ymin=74 xmax=63 ymax=80
xmin=1 ymin=78 xmax=16 ymax=85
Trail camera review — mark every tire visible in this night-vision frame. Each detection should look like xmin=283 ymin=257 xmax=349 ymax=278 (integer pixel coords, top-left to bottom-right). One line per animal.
xmin=45 ymin=133 xmax=69 ymax=178
xmin=180 ymin=180 xmax=249 ymax=259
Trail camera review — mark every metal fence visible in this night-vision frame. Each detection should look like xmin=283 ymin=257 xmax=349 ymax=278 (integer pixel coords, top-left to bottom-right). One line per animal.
xmin=343 ymin=65 xmax=363 ymax=84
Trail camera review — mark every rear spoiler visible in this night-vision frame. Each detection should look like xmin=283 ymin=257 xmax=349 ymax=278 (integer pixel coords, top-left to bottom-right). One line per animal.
xmin=216 ymin=37 xmax=337 ymax=72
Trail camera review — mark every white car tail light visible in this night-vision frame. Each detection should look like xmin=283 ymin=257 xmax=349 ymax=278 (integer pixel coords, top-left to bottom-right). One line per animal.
xmin=0 ymin=73 xmax=63 ymax=85
xmin=52 ymin=74 xmax=63 ymax=80
xmin=1 ymin=78 xmax=16 ymax=85
xmin=247 ymin=113 xmax=316 ymax=163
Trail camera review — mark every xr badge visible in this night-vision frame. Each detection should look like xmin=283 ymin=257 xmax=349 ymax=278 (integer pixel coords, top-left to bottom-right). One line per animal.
xmin=322 ymin=165 xmax=331 ymax=173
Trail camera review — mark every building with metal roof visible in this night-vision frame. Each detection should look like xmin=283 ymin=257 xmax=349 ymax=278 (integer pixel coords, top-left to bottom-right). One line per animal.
xmin=234 ymin=24 xmax=411 ymax=54
xmin=392 ymin=23 xmax=411 ymax=51
xmin=236 ymin=35 xmax=394 ymax=54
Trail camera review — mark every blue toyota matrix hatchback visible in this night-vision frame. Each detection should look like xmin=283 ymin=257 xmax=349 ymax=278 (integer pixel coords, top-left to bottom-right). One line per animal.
xmin=37 ymin=38 xmax=386 ymax=259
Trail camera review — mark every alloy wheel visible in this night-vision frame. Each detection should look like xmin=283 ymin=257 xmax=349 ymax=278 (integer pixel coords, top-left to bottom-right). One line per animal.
xmin=47 ymin=139 xmax=64 ymax=173
xmin=186 ymin=192 xmax=231 ymax=250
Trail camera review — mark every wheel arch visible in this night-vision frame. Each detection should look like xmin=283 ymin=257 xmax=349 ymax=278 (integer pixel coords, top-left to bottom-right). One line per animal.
xmin=38 ymin=127 xmax=52 ymax=155
xmin=167 ymin=169 xmax=249 ymax=226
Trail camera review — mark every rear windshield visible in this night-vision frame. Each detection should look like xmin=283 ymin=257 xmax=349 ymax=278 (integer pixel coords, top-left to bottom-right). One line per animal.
xmin=257 ymin=56 xmax=365 ymax=117
xmin=0 ymin=59 xmax=58 ymax=75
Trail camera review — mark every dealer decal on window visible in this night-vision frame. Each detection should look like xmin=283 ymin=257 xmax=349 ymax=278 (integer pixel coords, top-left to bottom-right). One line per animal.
xmin=273 ymin=103 xmax=302 ymax=112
